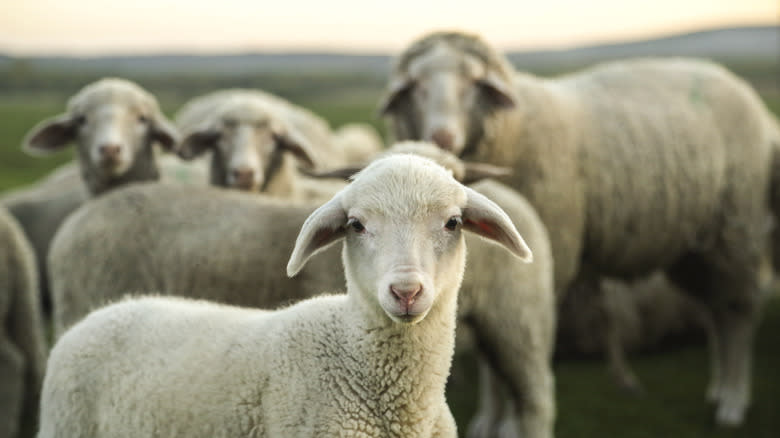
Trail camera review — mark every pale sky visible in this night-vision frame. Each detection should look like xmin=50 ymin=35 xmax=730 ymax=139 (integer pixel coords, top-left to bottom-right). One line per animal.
xmin=0 ymin=0 xmax=777 ymax=55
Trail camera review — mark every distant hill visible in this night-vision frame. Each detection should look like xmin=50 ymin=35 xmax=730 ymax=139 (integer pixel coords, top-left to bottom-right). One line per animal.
xmin=506 ymin=25 xmax=779 ymax=71
xmin=0 ymin=25 xmax=776 ymax=77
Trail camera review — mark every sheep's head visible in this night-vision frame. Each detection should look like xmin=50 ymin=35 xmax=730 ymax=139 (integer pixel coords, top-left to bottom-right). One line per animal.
xmin=23 ymin=78 xmax=178 ymax=193
xmin=177 ymin=97 xmax=316 ymax=192
xmin=379 ymin=31 xmax=517 ymax=156
xmin=287 ymin=154 xmax=531 ymax=325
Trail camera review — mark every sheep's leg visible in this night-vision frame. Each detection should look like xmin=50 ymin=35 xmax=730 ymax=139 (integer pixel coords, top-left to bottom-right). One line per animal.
xmin=471 ymin=320 xmax=555 ymax=438
xmin=466 ymin=358 xmax=506 ymax=438
xmin=601 ymin=284 xmax=643 ymax=393
xmin=0 ymin=338 xmax=25 ymax=438
xmin=709 ymin=303 xmax=758 ymax=426
xmin=667 ymin=247 xmax=764 ymax=427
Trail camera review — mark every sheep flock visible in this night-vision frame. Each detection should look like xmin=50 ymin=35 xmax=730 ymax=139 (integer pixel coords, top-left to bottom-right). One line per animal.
xmin=1 ymin=29 xmax=779 ymax=438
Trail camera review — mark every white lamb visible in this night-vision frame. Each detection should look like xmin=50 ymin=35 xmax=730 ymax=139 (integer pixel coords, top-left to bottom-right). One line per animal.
xmin=38 ymin=154 xmax=531 ymax=438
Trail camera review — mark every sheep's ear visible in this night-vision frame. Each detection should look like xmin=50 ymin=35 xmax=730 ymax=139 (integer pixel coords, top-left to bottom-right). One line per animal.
xmin=273 ymin=124 xmax=317 ymax=169
xmin=301 ymin=166 xmax=363 ymax=181
xmin=23 ymin=113 xmax=78 ymax=155
xmin=177 ymin=130 xmax=220 ymax=160
xmin=462 ymin=186 xmax=532 ymax=261
xmin=476 ymin=72 xmax=516 ymax=109
xmin=150 ymin=112 xmax=180 ymax=152
xmin=287 ymin=194 xmax=348 ymax=277
xmin=378 ymin=76 xmax=414 ymax=116
xmin=461 ymin=162 xmax=512 ymax=184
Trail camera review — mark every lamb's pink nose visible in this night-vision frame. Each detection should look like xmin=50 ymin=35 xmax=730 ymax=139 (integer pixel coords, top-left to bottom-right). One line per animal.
xmin=390 ymin=283 xmax=423 ymax=308
xmin=430 ymin=129 xmax=454 ymax=151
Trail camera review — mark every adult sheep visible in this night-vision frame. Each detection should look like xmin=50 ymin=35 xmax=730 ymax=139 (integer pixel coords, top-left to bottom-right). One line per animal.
xmin=379 ymin=31 xmax=780 ymax=426
xmin=0 ymin=207 xmax=47 ymax=438
xmin=1 ymin=78 xmax=204 ymax=314
xmin=39 ymin=154 xmax=532 ymax=438
xmin=49 ymin=142 xmax=556 ymax=437
xmin=174 ymin=89 xmax=382 ymax=198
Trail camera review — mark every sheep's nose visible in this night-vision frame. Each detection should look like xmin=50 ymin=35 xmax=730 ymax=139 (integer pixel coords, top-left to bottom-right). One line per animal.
xmin=430 ymin=129 xmax=455 ymax=151
xmin=99 ymin=143 xmax=122 ymax=161
xmin=231 ymin=167 xmax=256 ymax=189
xmin=390 ymin=283 xmax=423 ymax=307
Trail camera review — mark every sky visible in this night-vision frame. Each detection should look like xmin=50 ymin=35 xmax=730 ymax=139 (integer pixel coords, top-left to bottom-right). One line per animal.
xmin=0 ymin=0 xmax=777 ymax=55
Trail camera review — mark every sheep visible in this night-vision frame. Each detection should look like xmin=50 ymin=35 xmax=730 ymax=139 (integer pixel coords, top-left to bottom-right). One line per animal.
xmin=174 ymin=89 xmax=385 ymax=198
xmin=555 ymin=272 xmax=714 ymax=390
xmin=331 ymin=122 xmax=385 ymax=163
xmin=2 ymin=78 xmax=205 ymax=316
xmin=39 ymin=153 xmax=532 ymax=438
xmin=22 ymin=77 xmax=180 ymax=196
xmin=380 ymin=30 xmax=780 ymax=426
xmin=0 ymin=207 xmax=47 ymax=438
xmin=175 ymin=89 xmax=337 ymax=196
xmin=49 ymin=142 xmax=556 ymax=437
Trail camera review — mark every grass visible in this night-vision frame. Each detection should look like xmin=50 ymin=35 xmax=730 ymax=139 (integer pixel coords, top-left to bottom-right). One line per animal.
xmin=2 ymin=85 xmax=779 ymax=438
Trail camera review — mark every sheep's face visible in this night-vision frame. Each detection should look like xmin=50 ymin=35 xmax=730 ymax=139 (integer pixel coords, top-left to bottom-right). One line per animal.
xmin=23 ymin=78 xmax=178 ymax=182
xmin=287 ymin=154 xmax=532 ymax=326
xmin=177 ymin=104 xmax=316 ymax=192
xmin=380 ymin=42 xmax=516 ymax=156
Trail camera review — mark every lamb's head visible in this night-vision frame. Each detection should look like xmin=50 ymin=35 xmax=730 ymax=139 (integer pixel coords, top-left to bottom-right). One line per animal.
xmin=23 ymin=78 xmax=178 ymax=194
xmin=379 ymin=31 xmax=517 ymax=156
xmin=287 ymin=154 xmax=531 ymax=325
xmin=177 ymin=96 xmax=316 ymax=192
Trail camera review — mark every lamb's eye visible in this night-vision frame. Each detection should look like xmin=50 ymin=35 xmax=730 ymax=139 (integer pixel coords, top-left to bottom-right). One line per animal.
xmin=347 ymin=218 xmax=365 ymax=233
xmin=445 ymin=216 xmax=462 ymax=231
xmin=76 ymin=115 xmax=87 ymax=126
xmin=138 ymin=114 xmax=148 ymax=124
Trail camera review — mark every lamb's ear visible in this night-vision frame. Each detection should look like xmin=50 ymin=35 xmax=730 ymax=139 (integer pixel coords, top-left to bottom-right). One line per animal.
xmin=461 ymin=162 xmax=512 ymax=184
xmin=477 ymin=71 xmax=516 ymax=109
xmin=287 ymin=194 xmax=348 ymax=277
xmin=378 ymin=75 xmax=414 ymax=116
xmin=272 ymin=123 xmax=317 ymax=169
xmin=462 ymin=186 xmax=532 ymax=261
xmin=177 ymin=129 xmax=220 ymax=160
xmin=149 ymin=111 xmax=180 ymax=152
xmin=23 ymin=113 xmax=79 ymax=155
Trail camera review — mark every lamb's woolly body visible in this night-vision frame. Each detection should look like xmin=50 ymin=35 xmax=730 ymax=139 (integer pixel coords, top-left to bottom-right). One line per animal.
xmin=49 ymin=150 xmax=555 ymax=437
xmin=384 ymin=31 xmax=780 ymax=426
xmin=42 ymin=154 xmax=533 ymax=437
xmin=0 ymin=207 xmax=46 ymax=438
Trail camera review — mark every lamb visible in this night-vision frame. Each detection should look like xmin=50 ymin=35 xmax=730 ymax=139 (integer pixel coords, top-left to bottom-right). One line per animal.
xmin=380 ymin=30 xmax=780 ymax=426
xmin=49 ymin=142 xmax=556 ymax=437
xmin=39 ymin=154 xmax=531 ymax=438
xmin=174 ymin=89 xmax=383 ymax=198
xmin=0 ymin=207 xmax=47 ymax=438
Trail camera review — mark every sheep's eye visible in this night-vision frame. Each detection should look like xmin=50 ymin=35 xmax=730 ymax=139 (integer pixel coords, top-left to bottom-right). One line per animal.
xmin=138 ymin=114 xmax=148 ymax=124
xmin=347 ymin=217 xmax=365 ymax=233
xmin=445 ymin=216 xmax=462 ymax=231
xmin=75 ymin=115 xmax=87 ymax=126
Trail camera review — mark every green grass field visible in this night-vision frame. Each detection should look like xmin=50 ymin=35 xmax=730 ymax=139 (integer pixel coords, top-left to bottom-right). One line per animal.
xmin=2 ymin=83 xmax=779 ymax=437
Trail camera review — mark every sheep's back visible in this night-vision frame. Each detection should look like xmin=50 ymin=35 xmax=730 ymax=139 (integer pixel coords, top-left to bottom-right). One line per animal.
xmin=565 ymin=58 xmax=773 ymax=274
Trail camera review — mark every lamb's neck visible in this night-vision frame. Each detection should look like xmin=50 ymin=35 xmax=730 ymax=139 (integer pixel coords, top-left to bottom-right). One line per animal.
xmin=343 ymin=287 xmax=458 ymax=378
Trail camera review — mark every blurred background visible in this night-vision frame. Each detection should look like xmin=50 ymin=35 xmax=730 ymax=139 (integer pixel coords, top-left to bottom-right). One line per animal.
xmin=1 ymin=1 xmax=778 ymax=437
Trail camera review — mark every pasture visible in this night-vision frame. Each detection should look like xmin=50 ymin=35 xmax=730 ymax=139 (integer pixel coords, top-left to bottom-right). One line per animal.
xmin=1 ymin=59 xmax=779 ymax=437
